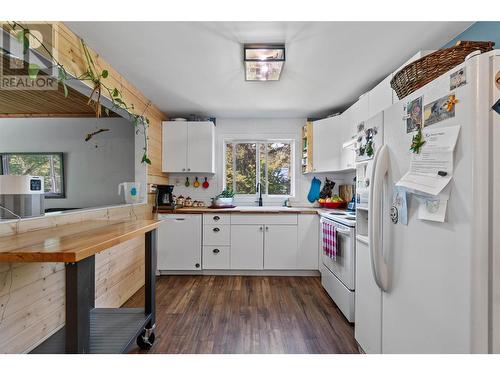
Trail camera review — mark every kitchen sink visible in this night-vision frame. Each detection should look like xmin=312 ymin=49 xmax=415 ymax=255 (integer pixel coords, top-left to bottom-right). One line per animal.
xmin=235 ymin=205 xmax=293 ymax=211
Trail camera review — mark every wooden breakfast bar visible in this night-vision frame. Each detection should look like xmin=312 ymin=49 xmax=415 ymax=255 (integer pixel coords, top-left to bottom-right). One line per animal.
xmin=0 ymin=219 xmax=160 ymax=354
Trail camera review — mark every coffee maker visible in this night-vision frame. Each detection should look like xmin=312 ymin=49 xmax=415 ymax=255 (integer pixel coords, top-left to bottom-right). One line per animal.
xmin=156 ymin=184 xmax=175 ymax=208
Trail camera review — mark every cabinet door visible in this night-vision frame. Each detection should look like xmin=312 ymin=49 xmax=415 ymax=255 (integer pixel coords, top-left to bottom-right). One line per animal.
xmin=297 ymin=215 xmax=319 ymax=269
xmin=368 ymin=75 xmax=394 ymax=117
xmin=162 ymin=121 xmax=188 ymax=172
xmin=340 ymin=139 xmax=356 ymax=170
xmin=230 ymin=225 xmax=264 ymax=269
xmin=264 ymin=225 xmax=298 ymax=269
xmin=187 ymin=121 xmax=215 ymax=173
xmin=351 ymin=94 xmax=369 ymax=129
xmin=157 ymin=215 xmax=202 ymax=270
xmin=312 ymin=116 xmax=341 ymax=172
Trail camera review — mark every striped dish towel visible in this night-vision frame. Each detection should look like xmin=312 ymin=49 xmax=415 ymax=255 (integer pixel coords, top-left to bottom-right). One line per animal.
xmin=322 ymin=220 xmax=337 ymax=260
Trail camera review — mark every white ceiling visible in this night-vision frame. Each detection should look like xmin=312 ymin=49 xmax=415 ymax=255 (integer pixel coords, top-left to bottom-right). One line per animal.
xmin=67 ymin=22 xmax=472 ymax=118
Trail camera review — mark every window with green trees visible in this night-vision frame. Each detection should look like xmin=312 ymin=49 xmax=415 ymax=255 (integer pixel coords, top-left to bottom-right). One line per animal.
xmin=224 ymin=141 xmax=293 ymax=196
xmin=0 ymin=153 xmax=64 ymax=198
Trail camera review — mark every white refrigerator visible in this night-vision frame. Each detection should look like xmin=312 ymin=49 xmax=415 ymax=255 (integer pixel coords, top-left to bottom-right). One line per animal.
xmin=355 ymin=50 xmax=500 ymax=354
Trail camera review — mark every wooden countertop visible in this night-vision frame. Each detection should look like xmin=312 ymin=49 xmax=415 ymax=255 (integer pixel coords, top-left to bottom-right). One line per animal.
xmin=0 ymin=219 xmax=160 ymax=263
xmin=157 ymin=207 xmax=319 ymax=214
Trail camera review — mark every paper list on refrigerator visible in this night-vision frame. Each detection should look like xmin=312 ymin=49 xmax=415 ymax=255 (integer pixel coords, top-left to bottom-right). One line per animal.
xmin=396 ymin=125 xmax=460 ymax=196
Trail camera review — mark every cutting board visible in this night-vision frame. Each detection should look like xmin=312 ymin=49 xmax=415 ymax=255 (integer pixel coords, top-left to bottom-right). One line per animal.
xmin=339 ymin=184 xmax=354 ymax=203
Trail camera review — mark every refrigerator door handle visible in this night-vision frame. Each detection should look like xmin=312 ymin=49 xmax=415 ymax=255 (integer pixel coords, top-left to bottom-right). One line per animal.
xmin=369 ymin=145 xmax=390 ymax=292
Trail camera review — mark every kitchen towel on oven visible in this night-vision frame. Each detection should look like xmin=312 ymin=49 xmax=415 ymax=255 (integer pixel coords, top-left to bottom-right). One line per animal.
xmin=322 ymin=220 xmax=337 ymax=260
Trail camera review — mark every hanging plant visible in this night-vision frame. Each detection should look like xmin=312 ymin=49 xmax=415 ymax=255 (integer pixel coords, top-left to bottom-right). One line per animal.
xmin=5 ymin=22 xmax=152 ymax=165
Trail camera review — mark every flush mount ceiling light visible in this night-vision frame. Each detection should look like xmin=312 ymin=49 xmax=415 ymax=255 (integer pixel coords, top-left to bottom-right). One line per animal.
xmin=244 ymin=44 xmax=285 ymax=81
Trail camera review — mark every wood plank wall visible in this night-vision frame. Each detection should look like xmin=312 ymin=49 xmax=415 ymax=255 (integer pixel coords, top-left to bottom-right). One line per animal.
xmin=0 ymin=204 xmax=151 ymax=353
xmin=0 ymin=22 xmax=170 ymax=353
xmin=2 ymin=21 xmax=169 ymax=185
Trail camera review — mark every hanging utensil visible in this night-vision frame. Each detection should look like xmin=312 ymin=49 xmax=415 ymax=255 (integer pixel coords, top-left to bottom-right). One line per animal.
xmin=185 ymin=177 xmax=190 ymax=187
xmin=202 ymin=177 xmax=209 ymax=189
xmin=307 ymin=177 xmax=321 ymax=203
xmin=193 ymin=177 xmax=200 ymax=188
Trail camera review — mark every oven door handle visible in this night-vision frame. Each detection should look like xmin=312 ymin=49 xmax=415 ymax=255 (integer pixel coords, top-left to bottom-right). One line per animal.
xmin=335 ymin=228 xmax=351 ymax=235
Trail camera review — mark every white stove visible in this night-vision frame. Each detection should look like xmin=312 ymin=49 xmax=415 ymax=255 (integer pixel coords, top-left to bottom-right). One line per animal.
xmin=318 ymin=209 xmax=356 ymax=227
xmin=319 ymin=208 xmax=356 ymax=322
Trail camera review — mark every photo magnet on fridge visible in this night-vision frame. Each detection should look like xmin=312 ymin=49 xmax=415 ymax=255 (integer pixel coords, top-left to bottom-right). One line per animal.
xmin=424 ymin=94 xmax=456 ymax=126
xmin=391 ymin=186 xmax=408 ymax=225
xmin=450 ymin=67 xmax=466 ymax=90
xmin=406 ymin=96 xmax=423 ymax=133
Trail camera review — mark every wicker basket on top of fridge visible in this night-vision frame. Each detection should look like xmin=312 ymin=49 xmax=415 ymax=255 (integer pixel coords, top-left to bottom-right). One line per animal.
xmin=390 ymin=40 xmax=495 ymax=100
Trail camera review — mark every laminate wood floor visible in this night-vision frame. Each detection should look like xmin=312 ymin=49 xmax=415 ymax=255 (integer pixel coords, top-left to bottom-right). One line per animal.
xmin=124 ymin=275 xmax=359 ymax=354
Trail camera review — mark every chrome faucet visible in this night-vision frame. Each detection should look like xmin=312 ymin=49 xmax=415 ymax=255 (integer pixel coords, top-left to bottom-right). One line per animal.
xmin=256 ymin=182 xmax=263 ymax=206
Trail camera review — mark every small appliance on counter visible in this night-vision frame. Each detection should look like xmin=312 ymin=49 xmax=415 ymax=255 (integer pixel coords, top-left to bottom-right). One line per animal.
xmin=118 ymin=182 xmax=142 ymax=204
xmin=0 ymin=175 xmax=45 ymax=219
xmin=156 ymin=184 xmax=175 ymax=209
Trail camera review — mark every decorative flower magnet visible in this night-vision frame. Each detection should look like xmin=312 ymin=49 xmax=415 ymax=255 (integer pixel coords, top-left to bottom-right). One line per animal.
xmin=446 ymin=95 xmax=459 ymax=112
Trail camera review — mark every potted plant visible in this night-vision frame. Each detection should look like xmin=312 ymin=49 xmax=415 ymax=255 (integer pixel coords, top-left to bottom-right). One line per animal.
xmin=214 ymin=189 xmax=235 ymax=206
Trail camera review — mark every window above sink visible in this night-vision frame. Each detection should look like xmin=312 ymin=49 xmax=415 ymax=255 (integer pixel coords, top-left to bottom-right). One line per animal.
xmin=223 ymin=140 xmax=294 ymax=198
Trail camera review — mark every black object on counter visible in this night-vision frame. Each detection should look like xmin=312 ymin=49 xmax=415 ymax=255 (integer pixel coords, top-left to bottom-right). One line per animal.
xmin=156 ymin=184 xmax=175 ymax=208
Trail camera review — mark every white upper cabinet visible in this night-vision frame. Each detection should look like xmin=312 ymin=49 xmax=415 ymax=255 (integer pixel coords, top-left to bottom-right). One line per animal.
xmin=162 ymin=121 xmax=187 ymax=173
xmin=162 ymin=121 xmax=215 ymax=173
xmin=312 ymin=116 xmax=342 ymax=172
xmin=186 ymin=122 xmax=215 ymax=173
xmin=368 ymin=75 xmax=394 ymax=117
xmin=350 ymin=94 xmax=369 ymax=129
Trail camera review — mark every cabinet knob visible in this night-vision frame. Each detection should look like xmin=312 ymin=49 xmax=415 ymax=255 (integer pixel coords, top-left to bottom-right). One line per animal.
xmin=213 ymin=216 xmax=220 ymax=221
xmin=182 ymin=168 xmax=186 ymax=171
xmin=259 ymin=226 xmax=263 ymax=231
xmin=265 ymin=226 xmax=269 ymax=231
xmin=213 ymin=227 xmax=220 ymax=232
xmin=213 ymin=248 xmax=220 ymax=254
xmin=195 ymin=263 xmax=200 ymax=268
xmin=187 ymin=168 xmax=191 ymax=171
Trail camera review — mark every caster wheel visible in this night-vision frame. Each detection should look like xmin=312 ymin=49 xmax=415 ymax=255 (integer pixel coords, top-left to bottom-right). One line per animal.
xmin=137 ymin=331 xmax=155 ymax=350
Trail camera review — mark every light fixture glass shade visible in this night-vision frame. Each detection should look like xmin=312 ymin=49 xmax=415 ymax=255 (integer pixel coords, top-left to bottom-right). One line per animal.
xmin=244 ymin=44 xmax=285 ymax=81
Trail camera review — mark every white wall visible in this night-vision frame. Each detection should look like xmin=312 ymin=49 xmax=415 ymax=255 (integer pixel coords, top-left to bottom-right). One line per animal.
xmin=169 ymin=118 xmax=355 ymax=206
xmin=0 ymin=117 xmax=136 ymax=210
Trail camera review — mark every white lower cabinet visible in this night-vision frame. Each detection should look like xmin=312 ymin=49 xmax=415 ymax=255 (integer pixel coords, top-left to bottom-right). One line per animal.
xmin=297 ymin=214 xmax=319 ymax=269
xmin=230 ymin=224 xmax=264 ymax=269
xmin=158 ymin=213 xmax=320 ymax=271
xmin=203 ymin=224 xmax=230 ymax=245
xmin=203 ymin=246 xmax=230 ymax=269
xmin=230 ymin=214 xmax=318 ymax=270
xmin=264 ymin=225 xmax=298 ymax=269
xmin=157 ymin=214 xmax=202 ymax=271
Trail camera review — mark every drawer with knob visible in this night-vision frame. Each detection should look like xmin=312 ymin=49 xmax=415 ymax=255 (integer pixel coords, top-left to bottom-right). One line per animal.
xmin=203 ymin=213 xmax=230 ymax=225
xmin=203 ymin=246 xmax=230 ymax=269
xmin=203 ymin=224 xmax=230 ymax=245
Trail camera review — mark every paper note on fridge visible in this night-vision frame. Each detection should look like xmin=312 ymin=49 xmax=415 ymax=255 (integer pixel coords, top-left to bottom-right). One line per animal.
xmin=420 ymin=125 xmax=460 ymax=152
xmin=396 ymin=125 xmax=460 ymax=196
